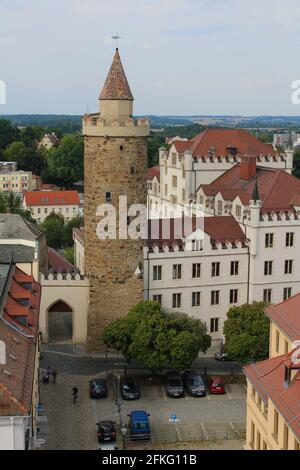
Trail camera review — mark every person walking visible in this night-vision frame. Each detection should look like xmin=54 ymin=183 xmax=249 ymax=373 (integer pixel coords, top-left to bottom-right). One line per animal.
xmin=72 ymin=386 xmax=79 ymax=405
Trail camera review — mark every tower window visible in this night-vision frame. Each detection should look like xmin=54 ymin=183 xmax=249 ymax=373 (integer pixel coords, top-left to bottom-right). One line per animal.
xmin=105 ymin=191 xmax=112 ymax=202
xmin=130 ymin=166 xmax=135 ymax=175
xmin=120 ymin=145 xmax=124 ymax=151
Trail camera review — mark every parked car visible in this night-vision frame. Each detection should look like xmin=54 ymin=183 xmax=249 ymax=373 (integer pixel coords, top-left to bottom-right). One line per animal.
xmin=208 ymin=376 xmax=226 ymax=394
xmin=215 ymin=352 xmax=233 ymax=362
xmin=89 ymin=379 xmax=107 ymax=399
xmin=96 ymin=421 xmax=116 ymax=443
xmin=121 ymin=376 xmax=140 ymax=400
xmin=166 ymin=372 xmax=185 ymax=398
xmin=182 ymin=371 xmax=206 ymax=397
xmin=128 ymin=410 xmax=151 ymax=441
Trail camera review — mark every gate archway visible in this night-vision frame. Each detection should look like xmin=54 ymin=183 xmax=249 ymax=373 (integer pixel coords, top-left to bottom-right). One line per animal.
xmin=48 ymin=300 xmax=73 ymax=343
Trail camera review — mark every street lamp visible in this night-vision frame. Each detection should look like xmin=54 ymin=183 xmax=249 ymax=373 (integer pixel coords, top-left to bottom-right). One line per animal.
xmin=120 ymin=425 xmax=128 ymax=450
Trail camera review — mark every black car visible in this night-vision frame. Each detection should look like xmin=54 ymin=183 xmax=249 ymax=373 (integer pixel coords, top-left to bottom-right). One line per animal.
xmin=97 ymin=421 xmax=116 ymax=443
xmin=182 ymin=371 xmax=206 ymax=397
xmin=166 ymin=372 xmax=184 ymax=398
xmin=121 ymin=376 xmax=140 ymax=400
xmin=89 ymin=379 xmax=107 ymax=399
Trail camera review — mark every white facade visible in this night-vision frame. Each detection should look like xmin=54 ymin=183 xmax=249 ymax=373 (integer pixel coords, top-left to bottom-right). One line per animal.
xmin=158 ymin=146 xmax=294 ymax=209
xmin=28 ymin=204 xmax=80 ymax=223
xmin=0 ymin=417 xmax=28 ymax=450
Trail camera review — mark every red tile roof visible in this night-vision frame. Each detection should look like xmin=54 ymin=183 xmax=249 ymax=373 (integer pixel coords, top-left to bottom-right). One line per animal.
xmin=147 ymin=166 xmax=160 ymax=182
xmin=0 ymin=265 xmax=40 ymax=417
xmin=198 ymin=165 xmax=300 ymax=212
xmin=99 ymin=49 xmax=134 ymax=101
xmin=265 ymin=293 xmax=300 ymax=343
xmin=174 ymin=129 xmax=276 ymax=158
xmin=244 ymin=353 xmax=300 ymax=440
xmin=148 ymin=215 xmax=247 ymax=249
xmin=24 ymin=190 xmax=80 ymax=206
xmin=48 ymin=247 xmax=74 ymax=270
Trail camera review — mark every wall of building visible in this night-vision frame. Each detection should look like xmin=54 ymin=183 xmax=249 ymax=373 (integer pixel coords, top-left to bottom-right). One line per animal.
xmin=0 ymin=417 xmax=27 ymax=450
xmin=0 ymin=171 xmax=32 ymax=192
xmin=27 ymin=204 xmax=79 ymax=223
xmin=269 ymin=322 xmax=293 ymax=358
xmin=39 ymin=272 xmax=89 ymax=344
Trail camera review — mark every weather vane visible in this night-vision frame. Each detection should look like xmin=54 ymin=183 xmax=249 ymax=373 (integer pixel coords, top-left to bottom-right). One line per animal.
xmin=112 ymin=33 xmax=121 ymax=49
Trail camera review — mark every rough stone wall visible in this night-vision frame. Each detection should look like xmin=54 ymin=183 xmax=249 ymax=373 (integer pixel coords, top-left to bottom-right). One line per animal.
xmin=84 ymin=135 xmax=148 ymax=351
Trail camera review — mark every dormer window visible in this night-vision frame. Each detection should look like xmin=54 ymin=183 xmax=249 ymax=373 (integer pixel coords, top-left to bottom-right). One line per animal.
xmin=227 ymin=146 xmax=238 ymax=156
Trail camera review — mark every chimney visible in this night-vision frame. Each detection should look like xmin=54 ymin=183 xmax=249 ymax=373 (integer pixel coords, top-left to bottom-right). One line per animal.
xmin=240 ymin=155 xmax=257 ymax=180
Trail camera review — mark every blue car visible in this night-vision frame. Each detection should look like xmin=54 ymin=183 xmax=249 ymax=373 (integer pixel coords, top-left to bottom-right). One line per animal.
xmin=128 ymin=410 xmax=151 ymax=441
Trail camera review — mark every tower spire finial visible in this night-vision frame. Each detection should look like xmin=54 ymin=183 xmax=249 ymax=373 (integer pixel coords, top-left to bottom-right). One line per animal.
xmin=112 ymin=33 xmax=121 ymax=50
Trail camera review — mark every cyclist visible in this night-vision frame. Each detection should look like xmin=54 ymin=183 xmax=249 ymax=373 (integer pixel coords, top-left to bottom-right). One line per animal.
xmin=72 ymin=386 xmax=79 ymax=404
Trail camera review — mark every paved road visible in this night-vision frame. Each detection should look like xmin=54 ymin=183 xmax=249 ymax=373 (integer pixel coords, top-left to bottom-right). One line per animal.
xmin=40 ymin=351 xmax=242 ymax=377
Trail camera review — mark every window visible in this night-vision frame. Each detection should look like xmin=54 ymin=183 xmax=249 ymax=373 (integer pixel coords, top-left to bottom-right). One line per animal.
xmin=250 ymin=421 xmax=255 ymax=448
xmin=263 ymin=441 xmax=267 ymax=451
xmin=230 ymin=289 xmax=238 ymax=304
xmin=286 ymin=232 xmax=294 ymax=247
xmin=59 ymin=208 xmax=62 ymax=213
xmin=37 ymin=208 xmax=41 ymax=214
xmin=153 ymin=294 xmax=162 ymax=305
xmin=284 ymin=260 xmax=293 ymax=275
xmin=257 ymin=395 xmax=262 ymax=411
xmin=164 ymin=162 xmax=168 ymax=175
xmin=256 ymin=431 xmax=261 ymax=451
xmin=265 ymin=233 xmax=274 ymax=248
xmin=192 ymin=292 xmax=201 ymax=307
xmin=172 ymin=293 xmax=181 ymax=309
xmin=275 ymin=330 xmax=280 ymax=353
xmin=211 ymin=262 xmax=220 ymax=277
xmin=263 ymin=289 xmax=272 ymax=303
xmin=284 ymin=340 xmax=289 ymax=354
xmin=182 ymin=189 xmax=186 ymax=202
xmin=182 ymin=165 xmax=186 ymax=178
xmin=165 ymin=184 xmax=168 ymax=196
xmin=105 ymin=191 xmax=112 ymax=202
xmin=273 ymin=410 xmax=279 ymax=440
xmin=283 ymin=423 xmax=289 ymax=450
xmin=211 ymin=290 xmax=220 ymax=305
xmin=264 ymin=261 xmax=273 ymax=276
xmin=210 ymin=318 xmax=219 ymax=333
xmin=172 ymin=153 xmax=177 ymax=166
xmin=171 ymin=196 xmax=177 ymax=205
xmin=294 ymin=439 xmax=300 ymax=451
xmin=284 ymin=287 xmax=292 ymax=301
xmin=236 ymin=205 xmax=242 ymax=218
xmin=192 ymin=263 xmax=201 ymax=279
xmin=231 ymin=261 xmax=239 ymax=276
xmin=120 ymin=145 xmax=124 ymax=151
xmin=192 ymin=240 xmax=203 ymax=251
xmin=153 ymin=266 xmax=162 ymax=281
xmin=199 ymin=195 xmax=204 ymax=205
xmin=217 ymin=200 xmax=223 ymax=215
xmin=66 ymin=207 xmax=69 ymax=214
xmin=172 ymin=175 xmax=177 ymax=188
xmin=173 ymin=264 xmax=182 ymax=280
xmin=73 ymin=207 xmax=76 ymax=213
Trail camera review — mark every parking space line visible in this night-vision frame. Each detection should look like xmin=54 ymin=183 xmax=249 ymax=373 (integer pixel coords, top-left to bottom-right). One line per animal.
xmin=206 ymin=392 xmax=211 ymax=401
xmin=201 ymin=422 xmax=209 ymax=440
xmin=185 ymin=393 xmax=189 ymax=401
xmin=226 ymin=388 xmax=232 ymax=400
xmin=161 ymin=385 xmax=167 ymax=402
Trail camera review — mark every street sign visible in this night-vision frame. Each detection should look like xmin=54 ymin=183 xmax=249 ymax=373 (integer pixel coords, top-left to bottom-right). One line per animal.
xmin=37 ymin=415 xmax=48 ymax=423
xmin=169 ymin=413 xmax=179 ymax=423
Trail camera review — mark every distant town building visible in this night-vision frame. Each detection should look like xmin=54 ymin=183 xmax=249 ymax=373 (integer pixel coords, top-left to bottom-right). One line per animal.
xmin=165 ymin=136 xmax=188 ymax=146
xmin=0 ymin=170 xmax=33 ymax=193
xmin=273 ymin=131 xmax=299 ymax=149
xmin=32 ymin=174 xmax=42 ymax=191
xmin=38 ymin=132 xmax=59 ymax=150
xmin=0 ymin=161 xmax=17 ymax=172
xmin=22 ymin=190 xmax=80 ymax=223
xmin=39 ymin=183 xmax=59 ymax=191
xmin=244 ymin=294 xmax=300 ymax=450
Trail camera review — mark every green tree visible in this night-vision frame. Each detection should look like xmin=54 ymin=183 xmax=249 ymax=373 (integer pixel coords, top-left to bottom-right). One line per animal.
xmin=64 ymin=215 xmax=84 ymax=246
xmin=4 ymin=142 xmax=46 ymax=174
xmin=102 ymin=301 xmax=211 ymax=371
xmin=0 ymin=119 xmax=20 ymax=154
xmin=223 ymin=302 xmax=270 ymax=362
xmin=63 ymin=247 xmax=75 ymax=265
xmin=20 ymin=126 xmax=45 ymax=148
xmin=46 ymin=134 xmax=83 ymax=187
xmin=0 ymin=192 xmax=34 ymax=221
xmin=41 ymin=213 xmax=66 ymax=250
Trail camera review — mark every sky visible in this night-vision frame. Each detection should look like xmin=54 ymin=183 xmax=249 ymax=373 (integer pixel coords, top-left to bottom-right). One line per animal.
xmin=0 ymin=0 xmax=300 ymax=116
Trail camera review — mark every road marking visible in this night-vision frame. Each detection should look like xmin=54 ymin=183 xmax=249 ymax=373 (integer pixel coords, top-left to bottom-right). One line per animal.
xmin=226 ymin=387 xmax=232 ymax=400
xmin=201 ymin=422 xmax=209 ymax=440
xmin=185 ymin=393 xmax=189 ymax=401
xmin=243 ymin=384 xmax=247 ymax=392
xmin=161 ymin=385 xmax=167 ymax=402
xmin=229 ymin=421 xmax=239 ymax=438
xmin=206 ymin=392 xmax=211 ymax=401
xmin=175 ymin=422 xmax=182 ymax=441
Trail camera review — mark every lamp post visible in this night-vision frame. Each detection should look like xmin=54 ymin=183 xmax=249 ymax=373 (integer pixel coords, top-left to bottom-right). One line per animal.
xmin=120 ymin=425 xmax=128 ymax=450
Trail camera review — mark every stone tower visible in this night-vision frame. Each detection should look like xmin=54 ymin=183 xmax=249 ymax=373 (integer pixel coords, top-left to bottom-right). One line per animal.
xmin=83 ymin=49 xmax=150 ymax=351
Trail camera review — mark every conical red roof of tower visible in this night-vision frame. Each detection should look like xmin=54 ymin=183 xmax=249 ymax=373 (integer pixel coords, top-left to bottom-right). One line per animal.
xmin=99 ymin=49 xmax=134 ymax=101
